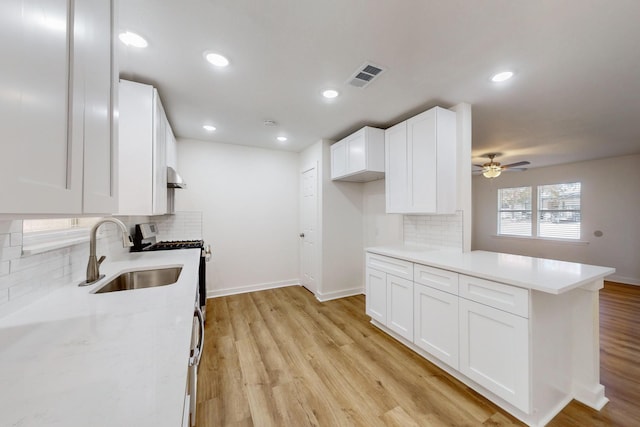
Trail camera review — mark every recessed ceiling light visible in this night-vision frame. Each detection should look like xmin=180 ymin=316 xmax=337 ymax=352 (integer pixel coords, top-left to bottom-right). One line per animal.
xmin=277 ymin=136 xmax=287 ymax=142
xmin=491 ymin=71 xmax=514 ymax=82
xmin=118 ymin=31 xmax=148 ymax=48
xmin=203 ymin=125 xmax=216 ymax=132
xmin=322 ymin=89 xmax=339 ymax=99
xmin=204 ymin=52 xmax=229 ymax=67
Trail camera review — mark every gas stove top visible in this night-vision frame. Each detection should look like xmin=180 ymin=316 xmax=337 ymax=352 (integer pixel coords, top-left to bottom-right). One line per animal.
xmin=143 ymin=240 xmax=205 ymax=251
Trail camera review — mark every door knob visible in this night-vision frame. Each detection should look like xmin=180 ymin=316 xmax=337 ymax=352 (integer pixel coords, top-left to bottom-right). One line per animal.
xmin=299 ymin=233 xmax=305 ymax=238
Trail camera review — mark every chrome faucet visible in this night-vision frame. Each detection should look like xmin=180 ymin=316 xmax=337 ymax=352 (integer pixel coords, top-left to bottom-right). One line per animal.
xmin=79 ymin=218 xmax=133 ymax=286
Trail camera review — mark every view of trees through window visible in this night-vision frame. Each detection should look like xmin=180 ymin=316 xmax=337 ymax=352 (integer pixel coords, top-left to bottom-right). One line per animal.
xmin=498 ymin=182 xmax=581 ymax=239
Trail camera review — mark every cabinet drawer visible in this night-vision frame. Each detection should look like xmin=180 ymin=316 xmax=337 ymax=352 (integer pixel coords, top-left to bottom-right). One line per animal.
xmin=366 ymin=253 xmax=413 ymax=280
xmin=459 ymin=275 xmax=529 ymax=318
xmin=414 ymin=264 xmax=459 ymax=295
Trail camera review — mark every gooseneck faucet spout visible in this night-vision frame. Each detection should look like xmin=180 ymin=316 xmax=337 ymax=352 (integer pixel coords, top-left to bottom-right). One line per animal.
xmin=79 ymin=218 xmax=133 ymax=286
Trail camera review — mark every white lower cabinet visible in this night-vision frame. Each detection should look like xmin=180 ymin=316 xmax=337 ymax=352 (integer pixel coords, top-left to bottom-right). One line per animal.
xmin=387 ymin=275 xmax=414 ymax=341
xmin=414 ymin=283 xmax=459 ymax=369
xmin=365 ymin=267 xmax=387 ymax=324
xmin=459 ymin=298 xmax=530 ymax=413
xmin=365 ymin=252 xmax=531 ymax=416
xmin=365 ymin=253 xmax=414 ymax=341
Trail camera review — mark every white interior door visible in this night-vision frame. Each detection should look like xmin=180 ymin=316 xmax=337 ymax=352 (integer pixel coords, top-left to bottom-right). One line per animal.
xmin=300 ymin=164 xmax=318 ymax=294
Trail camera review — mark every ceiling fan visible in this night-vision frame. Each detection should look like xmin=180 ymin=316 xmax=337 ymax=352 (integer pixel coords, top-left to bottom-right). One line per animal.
xmin=473 ymin=153 xmax=530 ymax=178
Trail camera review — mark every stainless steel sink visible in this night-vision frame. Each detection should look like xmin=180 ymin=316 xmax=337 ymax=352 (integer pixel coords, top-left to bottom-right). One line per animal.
xmin=95 ymin=267 xmax=183 ymax=293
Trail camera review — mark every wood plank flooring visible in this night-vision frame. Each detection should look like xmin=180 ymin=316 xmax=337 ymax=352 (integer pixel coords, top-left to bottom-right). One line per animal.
xmin=196 ymin=281 xmax=640 ymax=426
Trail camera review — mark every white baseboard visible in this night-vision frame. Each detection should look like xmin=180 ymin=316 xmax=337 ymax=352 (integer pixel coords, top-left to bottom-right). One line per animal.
xmin=315 ymin=287 xmax=364 ymax=302
xmin=208 ymin=279 xmax=300 ymax=298
xmin=607 ymin=274 xmax=640 ymax=286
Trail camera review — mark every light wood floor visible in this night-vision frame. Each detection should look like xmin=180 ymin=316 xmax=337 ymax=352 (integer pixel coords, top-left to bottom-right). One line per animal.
xmin=196 ymin=282 xmax=640 ymax=426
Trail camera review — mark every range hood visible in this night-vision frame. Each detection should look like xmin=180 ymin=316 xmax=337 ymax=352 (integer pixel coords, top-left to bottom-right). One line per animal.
xmin=167 ymin=166 xmax=186 ymax=189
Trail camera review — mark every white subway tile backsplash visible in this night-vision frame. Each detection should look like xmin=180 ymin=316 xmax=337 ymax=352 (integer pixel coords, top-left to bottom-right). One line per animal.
xmin=1 ymin=261 xmax=9 ymax=277
xmin=0 ymin=220 xmax=22 ymax=234
xmin=0 ymin=246 xmax=22 ymax=261
xmin=10 ymin=232 xmax=22 ymax=247
xmin=404 ymin=211 xmax=463 ymax=249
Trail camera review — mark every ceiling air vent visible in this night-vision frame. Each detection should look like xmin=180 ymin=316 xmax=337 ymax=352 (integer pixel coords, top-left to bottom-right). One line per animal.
xmin=347 ymin=62 xmax=385 ymax=88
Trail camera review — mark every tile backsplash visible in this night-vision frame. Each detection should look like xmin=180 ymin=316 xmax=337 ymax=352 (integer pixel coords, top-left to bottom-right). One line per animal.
xmin=0 ymin=212 xmax=202 ymax=318
xmin=403 ymin=211 xmax=463 ymax=249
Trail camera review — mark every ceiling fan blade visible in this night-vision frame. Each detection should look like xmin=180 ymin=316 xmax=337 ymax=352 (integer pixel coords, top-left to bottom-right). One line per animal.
xmin=502 ymin=161 xmax=530 ymax=169
xmin=473 ymin=164 xmax=485 ymax=168
xmin=503 ymin=167 xmax=528 ymax=172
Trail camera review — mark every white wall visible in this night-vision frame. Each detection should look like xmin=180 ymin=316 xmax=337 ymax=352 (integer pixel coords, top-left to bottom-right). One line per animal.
xmin=175 ymin=138 xmax=300 ymax=296
xmin=299 ymin=140 xmax=368 ymax=300
xmin=362 ymin=179 xmax=403 ymax=247
xmin=473 ymin=154 xmax=640 ymax=285
xmin=320 ymin=140 xmax=365 ymax=298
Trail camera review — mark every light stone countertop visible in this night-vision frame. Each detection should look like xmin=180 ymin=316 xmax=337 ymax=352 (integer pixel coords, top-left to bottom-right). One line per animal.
xmin=0 ymin=249 xmax=201 ymax=427
xmin=366 ymin=245 xmax=615 ymax=294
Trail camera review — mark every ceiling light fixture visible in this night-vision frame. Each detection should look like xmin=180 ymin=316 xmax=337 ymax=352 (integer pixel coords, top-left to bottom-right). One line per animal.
xmin=491 ymin=71 xmax=514 ymax=82
xmin=277 ymin=136 xmax=287 ymax=142
xmin=322 ymin=89 xmax=339 ymax=99
xmin=118 ymin=31 xmax=148 ymax=48
xmin=204 ymin=52 xmax=229 ymax=67
xmin=203 ymin=125 xmax=216 ymax=132
xmin=482 ymin=165 xmax=502 ymax=178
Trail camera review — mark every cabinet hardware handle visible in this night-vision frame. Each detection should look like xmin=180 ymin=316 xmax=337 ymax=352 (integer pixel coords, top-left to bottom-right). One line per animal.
xmin=190 ymin=306 xmax=205 ymax=367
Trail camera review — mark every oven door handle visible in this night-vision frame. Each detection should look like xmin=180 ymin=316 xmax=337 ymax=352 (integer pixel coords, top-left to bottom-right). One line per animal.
xmin=189 ymin=305 xmax=205 ymax=367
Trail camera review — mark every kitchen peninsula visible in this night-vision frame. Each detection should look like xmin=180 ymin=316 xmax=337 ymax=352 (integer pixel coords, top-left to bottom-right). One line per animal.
xmin=365 ymin=245 xmax=615 ymax=427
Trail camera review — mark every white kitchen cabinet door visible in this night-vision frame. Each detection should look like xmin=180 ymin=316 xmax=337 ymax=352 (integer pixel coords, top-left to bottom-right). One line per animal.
xmin=330 ymin=141 xmax=348 ymax=179
xmin=408 ymin=109 xmax=438 ymax=213
xmin=387 ymin=275 xmax=414 ymax=341
xmin=118 ymin=80 xmax=171 ymax=216
xmin=331 ymin=127 xmax=384 ymax=182
xmin=385 ymin=121 xmax=408 ymax=213
xmin=0 ymin=0 xmax=115 ymax=215
xmin=365 ymin=267 xmax=387 ymax=325
xmin=166 ymin=125 xmax=178 ymax=168
xmin=414 ymin=283 xmax=459 ymax=369
xmin=459 ymin=298 xmax=530 ymax=413
xmin=153 ymin=94 xmax=168 ymax=215
xmin=385 ymin=106 xmax=456 ymax=214
xmin=0 ymin=0 xmax=83 ymax=214
xmin=76 ymin=0 xmax=117 ymax=214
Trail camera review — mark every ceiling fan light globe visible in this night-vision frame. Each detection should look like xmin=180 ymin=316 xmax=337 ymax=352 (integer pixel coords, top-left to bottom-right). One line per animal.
xmin=482 ymin=165 xmax=502 ymax=178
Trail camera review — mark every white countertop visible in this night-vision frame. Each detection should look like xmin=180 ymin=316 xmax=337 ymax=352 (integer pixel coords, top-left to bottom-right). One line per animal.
xmin=0 ymin=249 xmax=201 ymax=427
xmin=366 ymin=245 xmax=615 ymax=294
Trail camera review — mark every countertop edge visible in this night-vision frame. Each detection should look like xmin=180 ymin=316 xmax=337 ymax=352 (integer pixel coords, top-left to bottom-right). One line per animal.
xmin=365 ymin=246 xmax=616 ymax=294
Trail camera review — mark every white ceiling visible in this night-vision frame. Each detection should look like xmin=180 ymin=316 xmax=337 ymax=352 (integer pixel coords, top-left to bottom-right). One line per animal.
xmin=118 ymin=0 xmax=640 ymax=169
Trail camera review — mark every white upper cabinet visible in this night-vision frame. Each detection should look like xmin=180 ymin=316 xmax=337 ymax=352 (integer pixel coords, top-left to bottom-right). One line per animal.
xmin=385 ymin=106 xmax=457 ymax=214
xmin=331 ymin=127 xmax=384 ymax=182
xmin=0 ymin=0 xmax=116 ymax=215
xmin=118 ymin=80 xmax=170 ymax=216
xmin=76 ymin=0 xmax=117 ymax=214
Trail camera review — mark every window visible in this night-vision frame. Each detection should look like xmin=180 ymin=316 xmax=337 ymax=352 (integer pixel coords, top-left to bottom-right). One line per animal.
xmin=497 ymin=182 xmax=582 ymax=240
xmin=538 ymin=182 xmax=581 ymax=239
xmin=22 ymin=218 xmax=101 ymax=251
xmin=498 ymin=186 xmax=532 ymax=236
xmin=22 ymin=218 xmax=99 ymax=234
